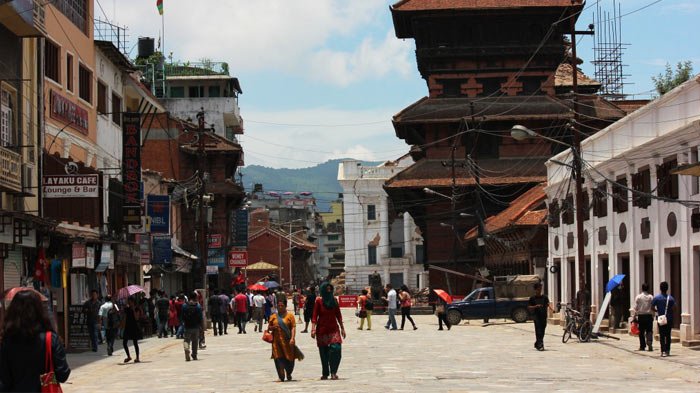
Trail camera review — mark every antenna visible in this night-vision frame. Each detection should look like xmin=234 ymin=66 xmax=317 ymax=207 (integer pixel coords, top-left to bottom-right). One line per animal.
xmin=592 ymin=0 xmax=630 ymax=101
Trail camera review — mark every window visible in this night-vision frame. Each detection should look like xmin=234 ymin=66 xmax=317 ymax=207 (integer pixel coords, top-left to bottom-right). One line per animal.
xmin=548 ymin=199 xmax=560 ymax=228
xmin=97 ymin=81 xmax=107 ymax=114
xmin=561 ymin=194 xmax=574 ymax=225
xmin=390 ymin=247 xmax=403 ymax=258
xmin=208 ymin=85 xmax=221 ymax=97
xmin=327 ymin=234 xmax=339 ymax=241
xmin=368 ymin=246 xmax=377 ymax=265
xmin=111 ymin=93 xmax=122 ymax=126
xmin=66 ymin=53 xmax=73 ymax=91
xmin=327 ymin=247 xmax=338 ymax=253
xmin=593 ymin=183 xmax=608 ymax=218
xmin=188 ymin=86 xmax=203 ymax=98
xmin=438 ymin=79 xmax=464 ymax=98
xmin=78 ymin=64 xmax=92 ymax=103
xmin=169 ymin=86 xmax=185 ymax=98
xmin=581 ymin=190 xmax=590 ymax=221
xmin=415 ymin=244 xmax=425 ymax=264
xmin=45 ymin=40 xmax=60 ymax=83
xmin=367 ymin=205 xmax=376 ymax=220
xmin=0 ymin=86 xmax=16 ymax=148
xmin=692 ymin=149 xmax=699 ymax=195
xmin=51 ymin=0 xmax=88 ymax=34
xmin=632 ymin=168 xmax=651 ymax=208
xmin=656 ymin=159 xmax=679 ymax=200
xmin=612 ymin=176 xmax=629 ymax=213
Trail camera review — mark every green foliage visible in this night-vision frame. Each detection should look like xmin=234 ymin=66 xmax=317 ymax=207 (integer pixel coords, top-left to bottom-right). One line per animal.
xmin=652 ymin=61 xmax=694 ymax=95
xmin=133 ymin=51 xmax=164 ymax=66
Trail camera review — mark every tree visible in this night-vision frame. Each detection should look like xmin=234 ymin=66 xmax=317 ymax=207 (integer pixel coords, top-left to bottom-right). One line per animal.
xmin=652 ymin=61 xmax=694 ymax=95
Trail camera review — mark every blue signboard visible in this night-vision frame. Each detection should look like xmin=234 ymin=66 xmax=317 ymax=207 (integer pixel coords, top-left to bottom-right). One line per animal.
xmin=152 ymin=235 xmax=172 ymax=265
xmin=208 ymin=248 xmax=225 ymax=267
xmin=147 ymin=195 xmax=170 ymax=234
xmin=231 ymin=209 xmax=249 ymax=248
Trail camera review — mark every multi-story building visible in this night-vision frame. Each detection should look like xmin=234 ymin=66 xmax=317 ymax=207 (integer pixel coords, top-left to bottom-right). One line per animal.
xmin=339 ymin=156 xmax=426 ymax=292
xmin=317 ymin=200 xmax=344 ymax=279
xmin=546 ymin=75 xmax=700 ymax=346
xmin=384 ymin=0 xmax=625 ymax=294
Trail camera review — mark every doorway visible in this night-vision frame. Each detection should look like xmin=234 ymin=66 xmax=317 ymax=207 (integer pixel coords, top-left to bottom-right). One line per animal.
xmin=642 ymin=253 xmax=654 ymax=291
xmin=600 ymin=256 xmax=610 ymax=317
xmin=617 ymin=254 xmax=631 ymax=323
xmin=669 ymin=251 xmax=682 ymax=329
xmin=568 ymin=258 xmax=576 ymax=303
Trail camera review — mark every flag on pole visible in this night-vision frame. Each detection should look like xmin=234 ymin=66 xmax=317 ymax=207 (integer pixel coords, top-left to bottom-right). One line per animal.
xmin=156 ymin=0 xmax=163 ymax=15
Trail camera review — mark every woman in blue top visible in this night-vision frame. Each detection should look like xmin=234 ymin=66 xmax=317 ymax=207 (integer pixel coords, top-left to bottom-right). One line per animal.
xmin=651 ymin=281 xmax=676 ymax=357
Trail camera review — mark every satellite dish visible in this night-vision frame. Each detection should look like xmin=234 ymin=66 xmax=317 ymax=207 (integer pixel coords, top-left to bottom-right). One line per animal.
xmin=64 ymin=161 xmax=79 ymax=175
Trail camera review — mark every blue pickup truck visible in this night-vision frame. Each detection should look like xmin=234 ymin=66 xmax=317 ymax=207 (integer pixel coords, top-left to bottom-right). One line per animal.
xmin=446 ymin=287 xmax=531 ymax=325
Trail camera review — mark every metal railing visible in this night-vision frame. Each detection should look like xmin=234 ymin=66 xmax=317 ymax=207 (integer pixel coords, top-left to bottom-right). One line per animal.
xmin=0 ymin=146 xmax=22 ymax=193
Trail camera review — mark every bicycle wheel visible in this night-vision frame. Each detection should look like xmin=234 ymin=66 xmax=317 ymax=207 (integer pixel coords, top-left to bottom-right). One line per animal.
xmin=562 ymin=321 xmax=574 ymax=343
xmin=578 ymin=320 xmax=592 ymax=343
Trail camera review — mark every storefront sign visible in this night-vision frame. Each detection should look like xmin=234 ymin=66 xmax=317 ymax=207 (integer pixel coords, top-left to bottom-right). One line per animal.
xmin=207 ymin=248 xmax=225 ymax=267
xmin=71 ymin=243 xmax=86 ymax=268
xmin=206 ymin=265 xmax=219 ymax=275
xmin=122 ymin=112 xmax=142 ymax=224
xmin=231 ymin=210 xmax=249 ymax=247
xmin=338 ymin=295 xmax=357 ymax=308
xmin=227 ymin=250 xmax=248 ymax=268
xmin=95 ymin=246 xmax=112 ymax=273
xmin=68 ymin=305 xmax=91 ymax=351
xmin=85 ymin=246 xmax=95 ymax=269
xmin=147 ymin=195 xmax=170 ymax=234
xmin=151 ymin=235 xmax=172 ymax=265
xmin=50 ymin=90 xmax=88 ymax=134
xmin=208 ymin=234 xmax=222 ymax=249
xmin=137 ymin=234 xmax=151 ymax=264
xmin=43 ymin=174 xmax=99 ymax=198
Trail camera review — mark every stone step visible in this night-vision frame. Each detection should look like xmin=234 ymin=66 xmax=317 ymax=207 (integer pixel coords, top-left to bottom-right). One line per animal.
xmin=682 ymin=340 xmax=700 ymax=348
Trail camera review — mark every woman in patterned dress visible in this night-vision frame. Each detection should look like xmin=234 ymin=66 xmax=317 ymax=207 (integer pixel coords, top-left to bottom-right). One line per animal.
xmin=311 ymin=282 xmax=346 ymax=380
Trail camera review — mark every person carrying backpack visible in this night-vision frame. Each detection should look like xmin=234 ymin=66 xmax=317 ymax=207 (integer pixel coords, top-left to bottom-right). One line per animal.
xmin=357 ymin=289 xmax=372 ymax=330
xmin=99 ymin=295 xmax=120 ymax=356
xmin=182 ymin=293 xmax=203 ymax=361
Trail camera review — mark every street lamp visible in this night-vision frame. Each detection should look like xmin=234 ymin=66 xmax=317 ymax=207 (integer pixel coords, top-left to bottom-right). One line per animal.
xmin=510 ymin=124 xmax=587 ymax=296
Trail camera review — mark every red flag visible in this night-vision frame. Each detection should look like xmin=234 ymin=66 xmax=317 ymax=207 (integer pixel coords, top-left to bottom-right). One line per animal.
xmin=34 ymin=248 xmax=48 ymax=285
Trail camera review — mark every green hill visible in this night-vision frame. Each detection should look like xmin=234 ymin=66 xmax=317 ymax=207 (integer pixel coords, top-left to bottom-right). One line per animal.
xmin=240 ymin=159 xmax=382 ymax=212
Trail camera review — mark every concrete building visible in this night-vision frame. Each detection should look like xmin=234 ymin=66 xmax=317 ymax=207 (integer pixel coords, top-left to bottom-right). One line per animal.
xmin=545 ymin=75 xmax=700 ymax=346
xmin=317 ymin=200 xmax=344 ymax=279
xmin=339 ymin=157 xmax=426 ymax=292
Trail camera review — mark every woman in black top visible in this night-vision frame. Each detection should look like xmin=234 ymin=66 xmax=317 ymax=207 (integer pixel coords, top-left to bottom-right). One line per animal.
xmin=0 ymin=289 xmax=70 ymax=392
xmin=122 ymin=296 xmax=143 ymax=363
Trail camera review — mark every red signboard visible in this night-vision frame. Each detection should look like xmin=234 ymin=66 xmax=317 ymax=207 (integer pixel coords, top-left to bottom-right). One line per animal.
xmin=338 ymin=295 xmax=357 ymax=308
xmin=228 ymin=250 xmax=248 ymax=268
xmin=122 ymin=112 xmax=142 ymax=224
xmin=50 ymin=90 xmax=88 ymax=134
xmin=208 ymin=234 xmax=223 ymax=249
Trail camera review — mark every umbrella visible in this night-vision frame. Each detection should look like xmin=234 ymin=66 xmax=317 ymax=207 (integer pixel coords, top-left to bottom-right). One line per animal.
xmin=433 ymin=289 xmax=453 ymax=304
xmin=263 ymin=281 xmax=280 ymax=289
xmin=605 ymin=274 xmax=626 ymax=293
xmin=3 ymin=287 xmax=48 ymax=303
xmin=248 ymin=284 xmax=268 ymax=291
xmin=117 ymin=285 xmax=145 ymax=300
xmin=283 ymin=191 xmax=294 ymax=196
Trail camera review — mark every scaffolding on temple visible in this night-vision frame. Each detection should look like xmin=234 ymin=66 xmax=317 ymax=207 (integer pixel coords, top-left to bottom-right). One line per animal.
xmin=592 ymin=0 xmax=629 ymax=101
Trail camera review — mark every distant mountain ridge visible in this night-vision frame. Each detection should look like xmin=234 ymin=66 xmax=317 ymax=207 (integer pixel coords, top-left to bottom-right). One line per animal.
xmin=241 ymin=159 xmax=382 ymax=212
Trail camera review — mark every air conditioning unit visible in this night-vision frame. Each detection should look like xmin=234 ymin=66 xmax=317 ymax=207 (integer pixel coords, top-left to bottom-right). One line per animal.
xmin=22 ymin=164 xmax=34 ymax=196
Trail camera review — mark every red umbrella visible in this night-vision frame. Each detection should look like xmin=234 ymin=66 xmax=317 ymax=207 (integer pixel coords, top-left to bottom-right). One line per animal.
xmin=4 ymin=287 xmax=48 ymax=303
xmin=433 ymin=289 xmax=453 ymax=304
xmin=248 ymin=284 xmax=268 ymax=291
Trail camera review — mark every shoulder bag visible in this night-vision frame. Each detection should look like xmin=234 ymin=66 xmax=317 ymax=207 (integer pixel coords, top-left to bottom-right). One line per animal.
xmin=40 ymin=331 xmax=63 ymax=393
xmin=657 ymin=295 xmax=670 ymax=326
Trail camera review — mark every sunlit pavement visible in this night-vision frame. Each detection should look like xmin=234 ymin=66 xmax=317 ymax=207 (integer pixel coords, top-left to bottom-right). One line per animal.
xmin=62 ymin=309 xmax=700 ymax=392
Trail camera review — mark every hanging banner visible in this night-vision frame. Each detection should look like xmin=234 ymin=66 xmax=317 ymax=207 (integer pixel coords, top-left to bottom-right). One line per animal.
xmin=85 ymin=246 xmax=95 ymax=269
xmin=71 ymin=243 xmax=86 ymax=268
xmin=207 ymin=248 xmax=225 ymax=267
xmin=147 ymin=195 xmax=170 ymax=234
xmin=151 ymin=235 xmax=172 ymax=265
xmin=122 ymin=112 xmax=142 ymax=224
xmin=231 ymin=209 xmax=249 ymax=248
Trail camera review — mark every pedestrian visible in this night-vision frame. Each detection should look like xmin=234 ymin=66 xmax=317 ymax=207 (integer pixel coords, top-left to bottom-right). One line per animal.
xmin=233 ymin=290 xmax=249 ymax=334
xmin=652 ymin=281 xmax=676 ymax=357
xmin=435 ymin=297 xmax=450 ymax=331
xmin=428 ymin=286 xmax=438 ymax=314
xmin=399 ymin=285 xmax=417 ymax=330
xmin=383 ymin=283 xmax=398 ymax=330
xmin=99 ymin=295 xmax=120 ymax=356
xmin=196 ymin=290 xmax=206 ymax=349
xmin=311 ymin=282 xmax=346 ymax=380
xmin=168 ymin=295 xmax=179 ymax=337
xmin=301 ymin=286 xmax=316 ymax=333
xmin=181 ymin=293 xmax=203 ymax=361
xmin=83 ymin=289 xmax=101 ymax=352
xmin=276 ymin=289 xmax=288 ymax=309
xmin=0 ymin=289 xmax=71 ymax=391
xmin=264 ymin=291 xmax=273 ymax=323
xmin=218 ymin=291 xmax=231 ymax=335
xmin=267 ymin=300 xmax=303 ymax=382
xmin=528 ymin=282 xmax=553 ymax=351
xmin=633 ymin=283 xmax=654 ymax=352
xmin=175 ymin=294 xmax=185 ymax=339
xmin=357 ymin=289 xmax=372 ymax=330
xmin=252 ymin=291 xmax=266 ymax=332
xmin=122 ymin=296 xmax=143 ymax=363
xmin=292 ymin=289 xmax=300 ymax=316
xmin=155 ymin=291 xmax=170 ymax=338
xmin=208 ymin=289 xmax=223 ymax=336
xmin=246 ymin=289 xmax=254 ymax=322
xmin=609 ymin=283 xmax=624 ymax=330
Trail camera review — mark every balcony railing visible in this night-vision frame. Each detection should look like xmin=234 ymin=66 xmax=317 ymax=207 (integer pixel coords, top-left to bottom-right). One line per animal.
xmin=0 ymin=0 xmax=46 ymax=36
xmin=0 ymin=146 xmax=22 ymax=193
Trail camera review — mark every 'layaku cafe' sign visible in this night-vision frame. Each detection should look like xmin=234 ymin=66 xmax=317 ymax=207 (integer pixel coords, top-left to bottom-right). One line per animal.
xmin=43 ymin=174 xmax=99 ymax=198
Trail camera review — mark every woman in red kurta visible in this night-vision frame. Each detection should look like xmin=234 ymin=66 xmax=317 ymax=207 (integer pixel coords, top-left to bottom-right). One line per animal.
xmin=311 ymin=282 xmax=346 ymax=380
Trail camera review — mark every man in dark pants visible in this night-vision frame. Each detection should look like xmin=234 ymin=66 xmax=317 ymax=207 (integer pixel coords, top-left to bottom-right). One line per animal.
xmin=83 ymin=290 xmax=101 ymax=352
xmin=208 ymin=290 xmax=223 ymax=336
xmin=528 ymin=282 xmax=553 ymax=351
xmin=182 ymin=293 xmax=203 ymax=361
xmin=652 ymin=281 xmax=676 ymax=357
xmin=633 ymin=283 xmax=654 ymax=352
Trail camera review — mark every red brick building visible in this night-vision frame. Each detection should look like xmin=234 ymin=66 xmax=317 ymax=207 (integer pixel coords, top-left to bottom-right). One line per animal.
xmin=246 ymin=226 xmax=317 ymax=289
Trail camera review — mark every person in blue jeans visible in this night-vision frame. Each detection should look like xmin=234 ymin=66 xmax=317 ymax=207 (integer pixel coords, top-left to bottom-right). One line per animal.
xmin=383 ymin=284 xmax=398 ymax=330
xmin=83 ymin=290 xmax=101 ymax=352
xmin=652 ymin=281 xmax=676 ymax=357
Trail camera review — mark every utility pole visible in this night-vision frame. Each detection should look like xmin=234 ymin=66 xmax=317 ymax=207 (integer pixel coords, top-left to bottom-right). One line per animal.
xmin=196 ymin=109 xmax=208 ymax=291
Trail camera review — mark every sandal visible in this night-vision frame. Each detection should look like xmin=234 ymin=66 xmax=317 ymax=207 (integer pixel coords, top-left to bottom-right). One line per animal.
xmin=134 ymin=358 xmax=141 ymax=363
xmin=320 ymin=376 xmax=328 ymax=380
xmin=331 ymin=374 xmax=339 ymax=380
xmin=123 ymin=357 xmax=132 ymax=363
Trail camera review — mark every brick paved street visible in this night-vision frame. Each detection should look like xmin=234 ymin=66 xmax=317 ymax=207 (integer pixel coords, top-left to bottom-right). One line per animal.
xmin=62 ymin=309 xmax=700 ymax=392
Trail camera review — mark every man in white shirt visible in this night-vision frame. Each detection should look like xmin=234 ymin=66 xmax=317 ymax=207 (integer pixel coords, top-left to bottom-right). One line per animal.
xmin=633 ymin=283 xmax=654 ymax=352
xmin=383 ymin=284 xmax=398 ymax=330
xmin=252 ymin=291 xmax=266 ymax=332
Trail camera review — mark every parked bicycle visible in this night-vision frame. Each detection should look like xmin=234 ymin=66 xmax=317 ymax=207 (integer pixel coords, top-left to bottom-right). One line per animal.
xmin=561 ymin=304 xmax=592 ymax=343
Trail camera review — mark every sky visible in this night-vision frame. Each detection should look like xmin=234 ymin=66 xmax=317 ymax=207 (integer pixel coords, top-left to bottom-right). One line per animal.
xmin=102 ymin=0 xmax=700 ymax=169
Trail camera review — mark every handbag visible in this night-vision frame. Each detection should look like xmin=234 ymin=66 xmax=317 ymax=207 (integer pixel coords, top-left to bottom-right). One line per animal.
xmin=262 ymin=330 xmax=274 ymax=343
xmin=630 ymin=321 xmax=640 ymax=336
xmin=435 ymin=305 xmax=445 ymax=315
xmin=40 ymin=331 xmax=63 ymax=393
xmin=657 ymin=295 xmax=670 ymax=326
xmin=359 ymin=310 xmax=367 ymax=318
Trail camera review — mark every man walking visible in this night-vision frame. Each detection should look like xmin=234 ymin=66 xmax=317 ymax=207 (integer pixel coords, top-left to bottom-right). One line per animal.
xmin=99 ymin=295 xmax=119 ymax=356
xmin=155 ymin=291 xmax=170 ymax=338
xmin=301 ymin=286 xmax=316 ymax=333
xmin=233 ymin=290 xmax=248 ymax=334
xmin=218 ymin=291 xmax=231 ymax=335
xmin=652 ymin=281 xmax=676 ymax=357
xmin=383 ymin=284 xmax=398 ymax=330
xmin=528 ymin=282 xmax=553 ymax=351
xmin=181 ymin=293 xmax=203 ymax=361
xmin=208 ymin=290 xmax=223 ymax=336
xmin=83 ymin=289 xmax=101 ymax=352
xmin=633 ymin=283 xmax=654 ymax=352
xmin=252 ymin=291 xmax=266 ymax=332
